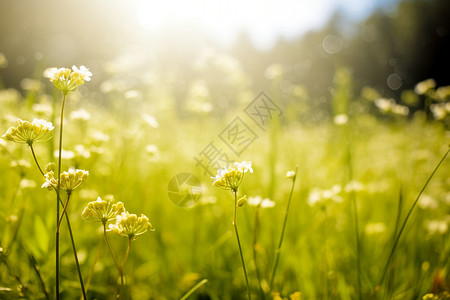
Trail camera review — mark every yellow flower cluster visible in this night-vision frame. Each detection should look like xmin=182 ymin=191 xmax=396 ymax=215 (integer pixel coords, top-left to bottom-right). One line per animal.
xmin=42 ymin=168 xmax=89 ymax=194
xmin=248 ymin=196 xmax=275 ymax=208
xmin=286 ymin=170 xmax=296 ymax=179
xmin=414 ymin=78 xmax=436 ymax=95
xmin=2 ymin=118 xmax=54 ymax=145
xmin=211 ymin=161 xmax=253 ymax=192
xmin=45 ymin=65 xmax=92 ymax=95
xmin=272 ymin=291 xmax=302 ymax=300
xmin=81 ymin=196 xmax=125 ymax=225
xmin=109 ymin=211 xmax=154 ymax=240
xmin=375 ymin=98 xmax=409 ymax=116
xmin=0 ymin=52 xmax=7 ymax=68
xmin=423 ymin=292 xmax=450 ymax=300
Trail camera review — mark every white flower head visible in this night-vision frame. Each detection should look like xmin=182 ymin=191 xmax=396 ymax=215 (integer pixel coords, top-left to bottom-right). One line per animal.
xmin=11 ymin=159 xmax=31 ymax=169
xmin=54 ymin=149 xmax=75 ymax=160
xmin=261 ymin=198 xmax=275 ymax=208
xmin=247 ymin=196 xmax=274 ymax=208
xmin=307 ymin=185 xmax=343 ymax=206
xmin=375 ymin=98 xmax=395 ymax=113
xmin=142 ymin=114 xmax=159 ymax=128
xmin=234 ymin=161 xmax=253 ymax=173
xmin=430 ymin=104 xmax=447 ymax=120
xmin=414 ymin=78 xmax=436 ymax=95
xmin=418 ymin=194 xmax=439 ymax=210
xmin=307 ymin=189 xmax=322 ymax=206
xmin=72 ymin=65 xmax=92 ymax=82
xmin=92 ymin=131 xmax=109 ymax=142
xmin=286 ymin=170 xmax=296 ymax=179
xmin=2 ymin=118 xmax=54 ymax=145
xmin=0 ymin=52 xmax=7 ymax=68
xmin=212 ymin=161 xmax=253 ymax=192
xmin=20 ymin=179 xmax=37 ymax=189
xmin=426 ymin=219 xmax=448 ymax=235
xmin=70 ymin=109 xmax=91 ymax=121
xmin=333 ymin=114 xmax=348 ymax=125
xmin=32 ymin=103 xmax=53 ymax=115
xmin=435 ymin=86 xmax=450 ymax=101
xmin=248 ymin=196 xmax=262 ymax=206
xmin=392 ymin=104 xmax=409 ymax=116
xmin=365 ymin=222 xmax=386 ymax=235
xmin=74 ymin=144 xmax=91 ymax=159
xmin=42 ymin=168 xmax=89 ymax=194
xmin=45 ymin=65 xmax=92 ymax=94
xmin=145 ymin=144 xmax=159 ymax=156
xmin=344 ymin=181 xmax=365 ymax=193
xmin=109 ymin=211 xmax=155 ymax=240
xmin=81 ymin=196 xmax=125 ymax=225
xmin=124 ymin=90 xmax=140 ymax=99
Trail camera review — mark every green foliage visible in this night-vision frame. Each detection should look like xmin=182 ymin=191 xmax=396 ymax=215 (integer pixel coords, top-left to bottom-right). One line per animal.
xmin=0 ymin=57 xmax=449 ymax=299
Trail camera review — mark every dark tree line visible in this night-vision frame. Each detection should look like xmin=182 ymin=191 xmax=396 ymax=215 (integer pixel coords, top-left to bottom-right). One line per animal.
xmin=235 ymin=0 xmax=450 ymax=101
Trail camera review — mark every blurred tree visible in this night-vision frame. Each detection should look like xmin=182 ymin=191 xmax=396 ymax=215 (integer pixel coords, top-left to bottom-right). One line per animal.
xmin=0 ymin=0 xmax=449 ymax=118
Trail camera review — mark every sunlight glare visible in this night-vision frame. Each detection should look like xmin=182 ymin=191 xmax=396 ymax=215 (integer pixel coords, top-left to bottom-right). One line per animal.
xmin=136 ymin=0 xmax=337 ymax=48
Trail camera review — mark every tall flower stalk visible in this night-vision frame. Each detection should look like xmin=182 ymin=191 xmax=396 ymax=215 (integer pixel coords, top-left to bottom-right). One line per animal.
xmin=270 ymin=168 xmax=297 ymax=291
xmin=2 ymin=109 xmax=90 ymax=298
xmin=233 ymin=190 xmax=251 ymax=300
xmin=212 ymin=161 xmax=253 ymax=300
xmin=82 ymin=197 xmax=154 ymax=298
xmin=253 ymin=206 xmax=265 ymax=299
xmin=378 ymin=147 xmax=450 ymax=293
xmin=55 ymin=93 xmax=66 ymax=297
xmin=45 ymin=65 xmax=92 ymax=299
xmin=248 ymin=196 xmax=275 ymax=299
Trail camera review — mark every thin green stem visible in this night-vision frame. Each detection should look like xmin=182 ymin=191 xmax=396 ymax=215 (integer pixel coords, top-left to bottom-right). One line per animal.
xmin=270 ymin=166 xmax=297 ymax=291
xmin=56 ymin=93 xmax=67 ymax=300
xmin=29 ymin=144 xmax=45 ymax=176
xmin=3 ymin=205 xmax=25 ymax=257
xmin=29 ymin=99 xmax=86 ymax=299
xmin=30 ymin=140 xmax=86 ymax=298
xmin=103 ymin=225 xmax=120 ymax=270
xmin=378 ymin=148 xmax=450 ymax=289
xmin=7 ymin=173 xmax=23 ymax=210
xmin=83 ymin=239 xmax=103 ymax=300
xmin=63 ymin=210 xmax=87 ymax=300
xmin=253 ymin=207 xmax=265 ymax=299
xmin=122 ymin=238 xmax=132 ymax=269
xmin=57 ymin=193 xmax=71 ymax=233
xmin=29 ymin=254 xmax=50 ymax=300
xmin=56 ymin=195 xmax=88 ymax=299
xmin=347 ymin=149 xmax=362 ymax=300
xmin=180 ymin=279 xmax=208 ymax=300
xmin=0 ymin=254 xmax=26 ymax=293
xmin=118 ymin=239 xmax=132 ymax=299
xmin=385 ymin=188 xmax=404 ymax=298
xmin=351 ymin=189 xmax=362 ymax=300
xmin=103 ymin=224 xmax=123 ymax=298
xmin=233 ymin=190 xmax=251 ymax=300
xmin=54 ymin=190 xmax=87 ymax=299
xmin=393 ymin=187 xmax=403 ymax=239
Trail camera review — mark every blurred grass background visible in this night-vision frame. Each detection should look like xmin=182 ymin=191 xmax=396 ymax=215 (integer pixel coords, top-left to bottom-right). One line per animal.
xmin=1 ymin=0 xmax=450 ymax=299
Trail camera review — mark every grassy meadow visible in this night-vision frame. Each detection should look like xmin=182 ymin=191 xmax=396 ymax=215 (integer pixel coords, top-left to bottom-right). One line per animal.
xmin=0 ymin=58 xmax=449 ymax=300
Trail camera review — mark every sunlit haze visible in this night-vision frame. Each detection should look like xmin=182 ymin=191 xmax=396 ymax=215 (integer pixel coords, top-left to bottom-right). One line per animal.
xmin=136 ymin=0 xmax=398 ymax=49
xmin=0 ymin=0 xmax=449 ymax=299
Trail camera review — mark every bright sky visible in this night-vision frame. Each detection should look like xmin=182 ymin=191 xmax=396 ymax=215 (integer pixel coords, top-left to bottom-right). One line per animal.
xmin=136 ymin=0 xmax=398 ymax=49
